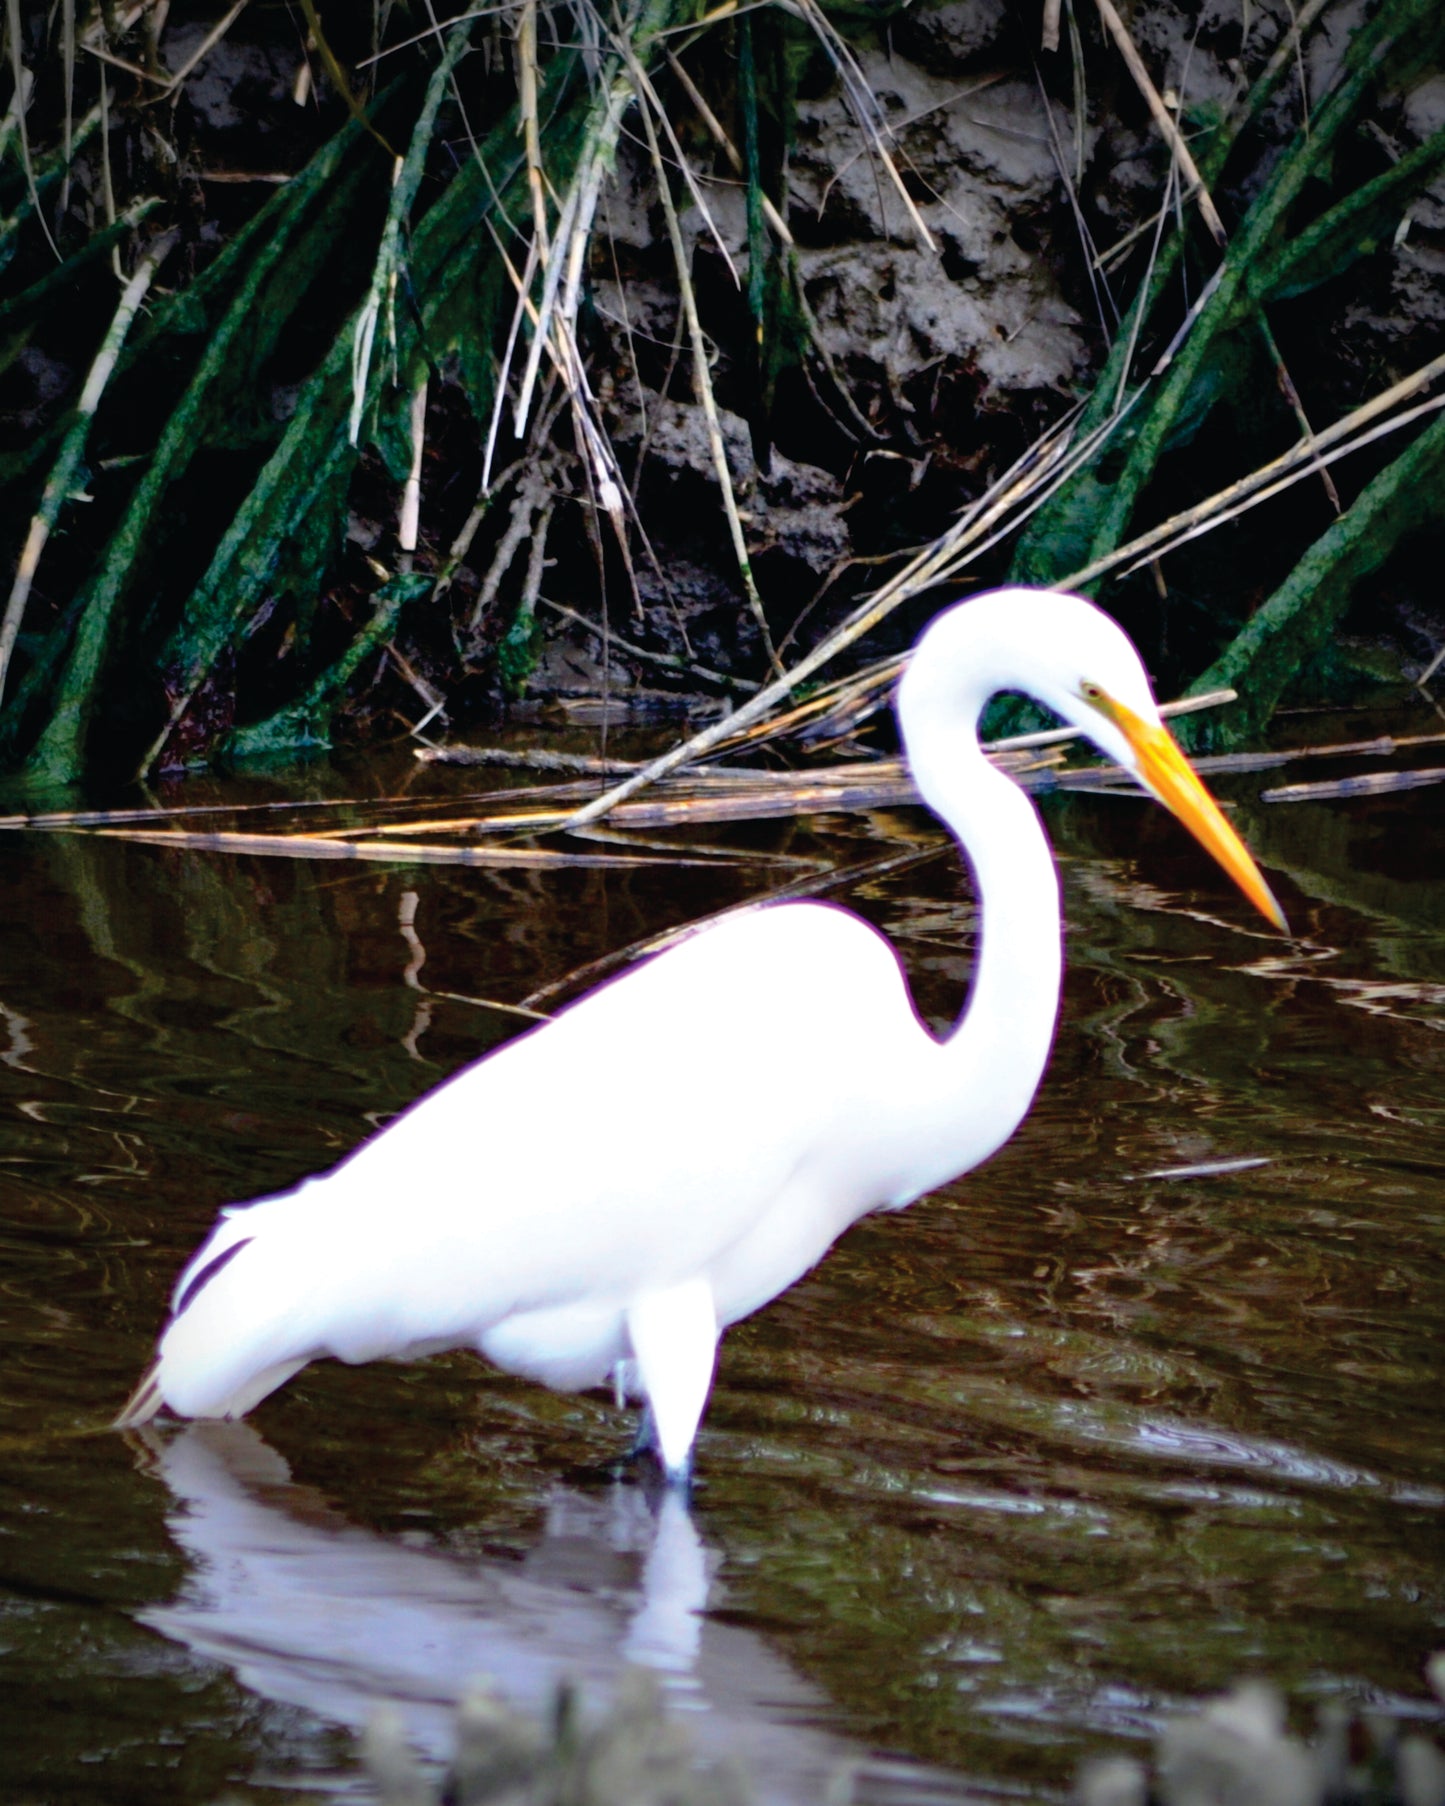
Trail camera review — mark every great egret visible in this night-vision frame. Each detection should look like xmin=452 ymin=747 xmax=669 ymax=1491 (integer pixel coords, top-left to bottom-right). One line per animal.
xmin=118 ymin=589 xmax=1285 ymax=1481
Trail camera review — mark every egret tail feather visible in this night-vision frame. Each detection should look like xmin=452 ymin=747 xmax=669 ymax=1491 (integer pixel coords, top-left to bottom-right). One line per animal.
xmin=114 ymin=1364 xmax=164 ymax=1430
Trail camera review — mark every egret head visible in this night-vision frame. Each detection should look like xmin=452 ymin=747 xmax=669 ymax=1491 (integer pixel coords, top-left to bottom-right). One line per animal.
xmin=906 ymin=589 xmax=1288 ymax=933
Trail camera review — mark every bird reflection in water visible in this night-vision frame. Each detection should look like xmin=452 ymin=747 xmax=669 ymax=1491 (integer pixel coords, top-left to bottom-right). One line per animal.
xmin=131 ymin=1423 xmax=957 ymax=1804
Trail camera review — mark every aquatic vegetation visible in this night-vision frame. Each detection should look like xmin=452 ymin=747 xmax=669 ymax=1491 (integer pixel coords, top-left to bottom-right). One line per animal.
xmin=1077 ymin=1678 xmax=1445 ymax=1806
xmin=364 ymin=1671 xmax=747 ymax=1806
xmin=362 ymin=1672 xmax=1445 ymax=1806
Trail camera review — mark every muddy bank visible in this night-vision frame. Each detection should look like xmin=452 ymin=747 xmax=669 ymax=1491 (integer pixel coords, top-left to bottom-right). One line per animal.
xmin=1 ymin=0 xmax=1442 ymax=773
xmin=560 ymin=0 xmax=1445 ymax=720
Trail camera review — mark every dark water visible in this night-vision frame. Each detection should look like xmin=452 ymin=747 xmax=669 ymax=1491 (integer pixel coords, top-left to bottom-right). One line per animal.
xmin=0 ymin=733 xmax=1442 ymax=1804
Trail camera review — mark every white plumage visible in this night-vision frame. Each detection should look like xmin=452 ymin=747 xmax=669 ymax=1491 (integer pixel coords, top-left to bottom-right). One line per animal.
xmin=118 ymin=589 xmax=1285 ymax=1480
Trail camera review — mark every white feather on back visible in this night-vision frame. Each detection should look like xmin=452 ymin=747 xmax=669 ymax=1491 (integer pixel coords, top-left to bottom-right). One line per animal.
xmin=150 ymin=900 xmax=934 ymax=1417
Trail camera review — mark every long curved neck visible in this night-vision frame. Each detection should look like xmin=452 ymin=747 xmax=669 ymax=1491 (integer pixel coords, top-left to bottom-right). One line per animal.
xmin=923 ymin=742 xmax=1063 ymax=1164
xmin=939 ymin=746 xmax=1061 ymax=1029
xmin=886 ymin=651 xmax=1065 ymax=1201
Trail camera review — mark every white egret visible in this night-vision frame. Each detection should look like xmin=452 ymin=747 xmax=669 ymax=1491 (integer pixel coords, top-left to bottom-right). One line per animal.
xmin=118 ymin=589 xmax=1286 ymax=1481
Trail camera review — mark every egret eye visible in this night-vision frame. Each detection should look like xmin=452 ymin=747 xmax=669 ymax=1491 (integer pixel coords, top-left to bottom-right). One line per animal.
xmin=1080 ymin=680 xmax=1104 ymax=702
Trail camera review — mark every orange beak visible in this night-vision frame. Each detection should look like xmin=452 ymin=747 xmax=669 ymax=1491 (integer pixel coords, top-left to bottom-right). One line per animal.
xmin=1093 ymin=692 xmax=1289 ymax=933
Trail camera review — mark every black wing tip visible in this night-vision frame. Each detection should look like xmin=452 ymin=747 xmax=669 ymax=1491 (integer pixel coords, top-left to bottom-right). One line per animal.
xmin=173 ymin=1236 xmax=254 ymax=1318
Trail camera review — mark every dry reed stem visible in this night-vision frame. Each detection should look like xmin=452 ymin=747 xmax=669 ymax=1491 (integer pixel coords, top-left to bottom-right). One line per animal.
xmin=631 ymin=64 xmax=784 ymax=679
xmin=488 ymin=51 xmax=632 ymax=537
xmin=1093 ymin=0 xmax=1226 ymax=246
xmin=0 ymin=232 xmax=177 ymax=708
xmin=481 ymin=223 xmax=577 ymax=465
xmin=442 ymin=471 xmax=512 ymax=597
xmin=0 ymin=783 xmax=612 ymax=834
xmin=1093 ymin=201 xmax=1178 ymax=274
xmin=350 ymin=771 xmax=926 ymax=834
xmin=568 ymin=821 xmax=823 ymax=863
xmin=711 ymin=657 xmax=907 ymax=750
xmin=384 ymin=640 xmax=448 ymax=736
xmin=7 ymin=721 xmax=1439 ymax=853
xmin=80 ymin=827 xmax=707 ymax=868
xmin=538 ymin=597 xmax=760 ymax=693
xmin=428 ymin=688 xmax=1226 ymax=834
xmin=1037 ymin=74 xmax=1115 ymax=337
xmin=411 ymin=976 xmax=549 ymax=1022
xmin=79 ymin=2 xmax=148 ymax=51
xmin=518 ymin=0 xmax=551 ymax=259
xmin=294 ymin=0 xmax=398 ymax=156
xmin=356 ymin=7 xmax=524 ymax=69
xmin=1261 ymin=768 xmax=1445 ymax=803
xmin=398 ymin=375 xmax=428 ymax=554
xmin=550 ymin=402 xmax=1120 ymax=831
xmin=722 ymin=663 xmax=1235 ymax=761
xmin=348 ymin=144 xmax=407 ymax=447
xmin=312 ymin=790 xmax=780 ymax=839
xmin=1228 ymin=0 xmax=1333 ymax=133
xmin=664 ymin=49 xmax=792 ymax=244
xmin=520 ymin=491 xmax=556 ymax=616
xmin=509 ymin=144 xmax=586 ymax=440
xmin=136 ymin=0 xmax=252 ymax=100
xmin=1000 ymin=686 xmax=1238 ymax=749
xmin=60 ymin=0 xmax=74 ymax=213
xmin=507 ymin=13 xmax=661 ymax=468
xmin=815 ymin=70 xmax=1005 ymax=233
xmin=0 ymin=63 xmax=32 ymax=164
xmin=1215 ymin=728 xmax=1445 ymax=768
xmin=444 ymin=385 xmax=566 ymax=601
xmin=416 ymin=745 xmax=644 ymax=772
xmin=1068 ymin=352 xmax=1445 ymax=589
xmin=785 ymin=0 xmax=938 ymax=252
xmin=328 ymin=692 xmax=1225 ymax=844
xmin=1256 ymin=314 xmax=1342 ymax=514
xmin=1031 ymin=728 xmax=1445 ymax=786
xmin=4 ymin=0 xmax=59 ymax=258
xmin=78 ymin=41 xmax=162 ymax=83
xmin=628 ymin=56 xmax=741 ymax=282
xmin=483 ymin=228 xmax=545 ymax=486
xmin=1065 ymin=1 xmax=1089 ymax=190
xmin=469 ymin=467 xmax=554 ymax=634
xmin=20 ymin=723 xmax=1440 ymax=899
xmin=505 ymin=38 xmax=624 ymax=458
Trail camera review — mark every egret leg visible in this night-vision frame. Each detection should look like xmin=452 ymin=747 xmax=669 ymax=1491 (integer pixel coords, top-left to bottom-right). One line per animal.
xmin=625 ymin=1278 xmax=717 ymax=1488
xmin=629 ymin=1403 xmax=659 ymax=1458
